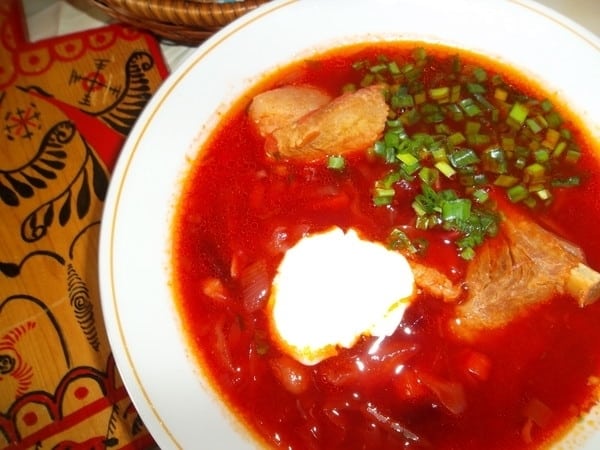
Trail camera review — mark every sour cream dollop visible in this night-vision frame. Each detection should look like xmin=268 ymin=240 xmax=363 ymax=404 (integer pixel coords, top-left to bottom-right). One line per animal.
xmin=268 ymin=227 xmax=416 ymax=366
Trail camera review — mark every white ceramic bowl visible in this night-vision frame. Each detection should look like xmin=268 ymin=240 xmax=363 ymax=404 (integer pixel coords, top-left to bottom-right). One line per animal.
xmin=98 ymin=0 xmax=600 ymax=448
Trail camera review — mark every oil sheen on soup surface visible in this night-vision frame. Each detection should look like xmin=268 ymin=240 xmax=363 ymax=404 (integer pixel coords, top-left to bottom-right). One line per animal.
xmin=172 ymin=42 xmax=600 ymax=450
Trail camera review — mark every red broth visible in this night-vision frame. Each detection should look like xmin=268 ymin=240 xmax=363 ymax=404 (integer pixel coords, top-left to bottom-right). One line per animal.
xmin=172 ymin=43 xmax=600 ymax=449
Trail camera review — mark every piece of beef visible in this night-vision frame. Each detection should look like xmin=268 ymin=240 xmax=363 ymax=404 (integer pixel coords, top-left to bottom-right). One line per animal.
xmin=260 ymin=84 xmax=389 ymax=161
xmin=454 ymin=210 xmax=600 ymax=334
xmin=248 ymin=84 xmax=332 ymax=137
xmin=410 ymin=261 xmax=463 ymax=302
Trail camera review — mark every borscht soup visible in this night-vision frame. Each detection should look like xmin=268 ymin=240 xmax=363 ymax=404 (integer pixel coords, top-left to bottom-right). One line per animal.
xmin=172 ymin=42 xmax=600 ymax=449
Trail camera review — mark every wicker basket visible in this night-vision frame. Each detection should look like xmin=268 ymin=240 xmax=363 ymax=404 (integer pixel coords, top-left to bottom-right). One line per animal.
xmin=88 ymin=0 xmax=271 ymax=45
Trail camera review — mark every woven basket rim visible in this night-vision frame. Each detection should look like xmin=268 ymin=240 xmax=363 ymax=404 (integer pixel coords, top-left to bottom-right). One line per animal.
xmin=88 ymin=0 xmax=271 ymax=44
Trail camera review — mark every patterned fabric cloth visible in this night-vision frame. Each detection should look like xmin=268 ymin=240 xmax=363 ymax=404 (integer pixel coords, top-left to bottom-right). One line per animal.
xmin=0 ymin=1 xmax=168 ymax=448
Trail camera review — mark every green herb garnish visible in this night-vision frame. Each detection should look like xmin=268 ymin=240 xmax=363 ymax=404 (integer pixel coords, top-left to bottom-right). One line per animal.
xmin=348 ymin=47 xmax=584 ymax=259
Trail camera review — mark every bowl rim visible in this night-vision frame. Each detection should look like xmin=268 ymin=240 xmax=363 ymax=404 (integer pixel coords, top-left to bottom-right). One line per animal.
xmin=99 ymin=0 xmax=600 ymax=448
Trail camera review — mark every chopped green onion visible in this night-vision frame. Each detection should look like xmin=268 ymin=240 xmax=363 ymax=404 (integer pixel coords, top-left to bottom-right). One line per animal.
xmin=508 ymin=102 xmax=529 ymax=126
xmin=369 ymin=63 xmax=388 ymax=73
xmin=526 ymin=117 xmax=544 ymax=134
xmin=435 ymin=123 xmax=452 ymax=135
xmin=536 ymin=188 xmax=552 ymax=201
xmin=474 ymin=173 xmax=489 ymax=185
xmin=465 ymin=121 xmax=481 ymax=136
xmin=375 ymin=187 xmax=395 ymax=197
xmin=540 ymin=98 xmax=553 ymax=112
xmin=494 ymin=174 xmax=519 ymax=187
xmin=372 ymin=140 xmax=386 ymax=156
xmin=392 ymin=92 xmax=415 ymax=109
xmin=373 ymin=187 xmax=395 ymax=206
xmin=388 ymin=228 xmax=427 ymax=255
xmin=429 ymin=86 xmax=450 ymax=103
xmin=384 ymin=130 xmax=401 ymax=145
xmin=360 ymin=73 xmax=375 ymax=87
xmin=380 ymin=171 xmax=401 ymax=189
xmin=399 ymin=108 xmax=421 ymax=126
xmin=523 ymin=196 xmax=537 ymax=208
xmin=388 ymin=61 xmax=401 ymax=75
xmin=418 ymin=167 xmax=439 ymax=185
xmin=472 ymin=67 xmax=487 ymax=82
xmin=403 ymin=64 xmax=422 ymax=82
xmin=460 ymin=247 xmax=476 ymax=261
xmin=442 ymin=198 xmax=472 ymax=222
xmin=466 ymin=83 xmax=486 ymax=94
xmin=459 ymin=98 xmax=482 ymax=117
xmin=491 ymin=74 xmax=504 ymax=86
xmin=425 ymin=111 xmax=445 ymax=123
xmin=501 ymin=136 xmax=516 ymax=152
xmin=467 ymin=134 xmax=491 ymax=146
xmin=421 ymin=102 xmax=441 ymax=115
xmin=560 ymin=128 xmax=572 ymax=140
xmin=524 ymin=163 xmax=546 ymax=184
xmin=472 ymin=188 xmax=489 ymax=204
xmin=565 ymin=149 xmax=582 ymax=164
xmin=431 ymin=147 xmax=448 ymax=162
xmin=448 ymin=132 xmax=466 ymax=146
xmin=397 ymin=152 xmax=419 ymax=166
xmin=542 ymin=128 xmax=560 ymax=149
xmin=413 ymin=91 xmax=427 ymax=105
xmin=450 ymin=85 xmax=461 ymax=103
xmin=360 ymin=50 xmax=585 ymax=261
xmin=473 ymin=93 xmax=497 ymax=115
xmin=551 ymin=176 xmax=581 ymax=187
xmin=494 ymin=87 xmax=508 ymax=101
xmin=412 ymin=199 xmax=427 ymax=217
xmin=534 ymin=149 xmax=550 ymax=163
xmin=449 ymin=148 xmax=480 ymax=168
xmin=507 ymin=184 xmax=529 ymax=203
xmin=412 ymin=47 xmax=427 ymax=61
xmin=327 ymin=155 xmax=346 ymax=170
xmin=403 ymin=163 xmax=421 ymax=176
xmin=444 ymin=103 xmax=465 ymax=121
xmin=435 ymin=161 xmax=457 ymax=178
xmin=552 ymin=141 xmax=567 ymax=158
xmin=545 ymin=111 xmax=562 ymax=128
xmin=482 ymin=147 xmax=508 ymax=174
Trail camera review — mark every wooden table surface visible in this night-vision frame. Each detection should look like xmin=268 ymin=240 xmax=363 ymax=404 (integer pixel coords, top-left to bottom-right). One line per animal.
xmin=0 ymin=1 xmax=169 ymax=448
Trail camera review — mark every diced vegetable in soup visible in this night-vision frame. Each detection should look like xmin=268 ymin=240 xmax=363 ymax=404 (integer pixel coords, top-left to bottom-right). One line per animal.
xmin=172 ymin=43 xmax=600 ymax=449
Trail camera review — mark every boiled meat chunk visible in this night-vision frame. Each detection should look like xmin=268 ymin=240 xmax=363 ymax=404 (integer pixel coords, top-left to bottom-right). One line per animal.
xmin=409 ymin=261 xmax=462 ymax=302
xmin=248 ymin=85 xmax=332 ymax=137
xmin=258 ymin=84 xmax=389 ymax=161
xmin=455 ymin=210 xmax=600 ymax=334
